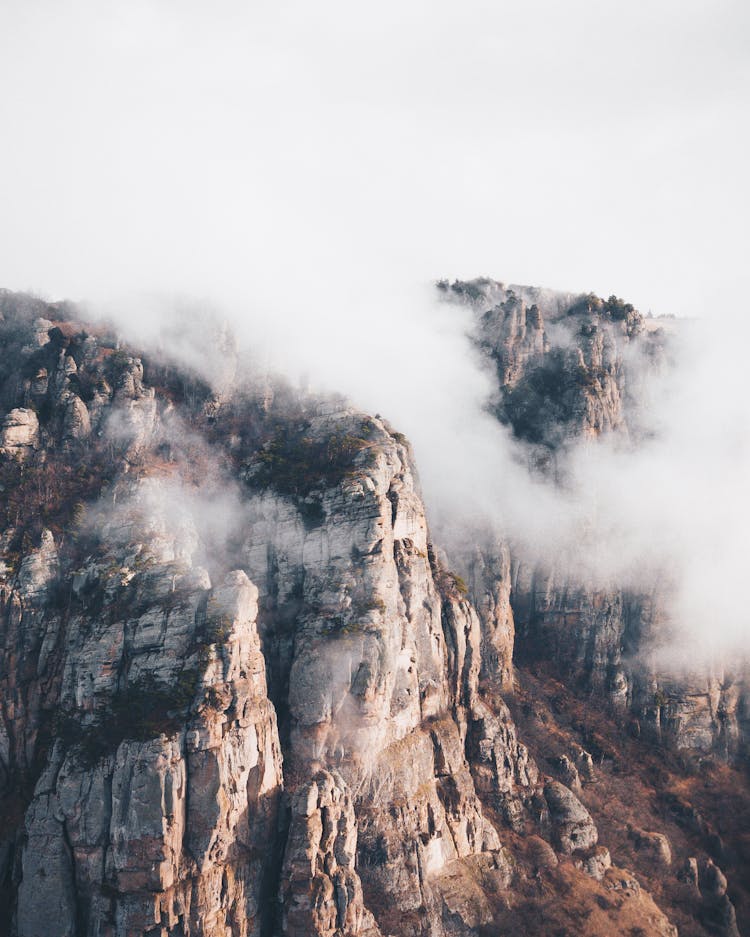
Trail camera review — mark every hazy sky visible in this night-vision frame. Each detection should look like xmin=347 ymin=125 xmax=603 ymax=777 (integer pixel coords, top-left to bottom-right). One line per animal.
xmin=0 ymin=0 xmax=748 ymax=318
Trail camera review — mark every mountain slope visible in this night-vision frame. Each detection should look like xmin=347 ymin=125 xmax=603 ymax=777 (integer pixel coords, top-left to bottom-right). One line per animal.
xmin=0 ymin=288 xmax=746 ymax=937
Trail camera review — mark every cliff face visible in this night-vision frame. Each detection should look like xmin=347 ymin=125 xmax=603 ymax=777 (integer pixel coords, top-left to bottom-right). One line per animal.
xmin=440 ymin=278 xmax=750 ymax=761
xmin=0 ymin=289 xmax=747 ymax=937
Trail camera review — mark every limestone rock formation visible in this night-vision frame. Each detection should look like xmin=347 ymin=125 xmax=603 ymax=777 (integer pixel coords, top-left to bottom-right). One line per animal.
xmin=281 ymin=771 xmax=381 ymax=937
xmin=0 ymin=295 xmax=572 ymax=935
xmin=13 ymin=551 xmax=283 ymax=937
xmin=543 ymin=780 xmax=598 ymax=855
xmin=628 ymin=827 xmax=672 ymax=868
xmin=0 ymin=409 xmax=39 ymax=458
xmin=443 ymin=277 xmax=750 ymax=759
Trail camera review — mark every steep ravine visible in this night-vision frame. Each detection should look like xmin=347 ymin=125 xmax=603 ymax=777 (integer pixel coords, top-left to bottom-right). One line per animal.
xmin=0 ymin=289 xmax=746 ymax=936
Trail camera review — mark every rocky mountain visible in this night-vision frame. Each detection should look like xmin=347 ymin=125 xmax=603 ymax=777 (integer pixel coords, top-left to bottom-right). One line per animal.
xmin=0 ymin=287 xmax=747 ymax=937
xmin=441 ymin=278 xmax=750 ymax=760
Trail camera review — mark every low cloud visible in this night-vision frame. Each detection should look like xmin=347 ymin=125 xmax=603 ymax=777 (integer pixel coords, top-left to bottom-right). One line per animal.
xmin=93 ymin=279 xmax=750 ymax=670
xmin=1 ymin=2 xmax=748 ymax=671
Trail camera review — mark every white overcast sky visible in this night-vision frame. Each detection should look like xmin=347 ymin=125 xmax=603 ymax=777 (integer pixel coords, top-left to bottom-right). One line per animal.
xmin=0 ymin=0 xmax=748 ymax=319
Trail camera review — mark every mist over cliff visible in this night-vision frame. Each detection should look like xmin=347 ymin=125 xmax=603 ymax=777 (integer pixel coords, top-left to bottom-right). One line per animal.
xmin=1 ymin=4 xmax=750 ymax=933
xmin=1 ymin=0 xmax=747 ymax=670
xmin=84 ymin=274 xmax=749 ymax=673
xmin=0 ymin=283 xmax=748 ymax=937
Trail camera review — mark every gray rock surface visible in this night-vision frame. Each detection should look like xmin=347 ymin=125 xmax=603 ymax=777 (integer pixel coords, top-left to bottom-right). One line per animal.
xmin=444 ymin=278 xmax=750 ymax=758
xmin=1 ymin=408 xmax=39 ymax=457
xmin=543 ymin=780 xmax=598 ymax=855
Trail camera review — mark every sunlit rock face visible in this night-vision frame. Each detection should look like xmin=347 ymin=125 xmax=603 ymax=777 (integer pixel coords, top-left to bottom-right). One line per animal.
xmin=0 ymin=408 xmax=39 ymax=459
xmin=0 ymin=288 xmax=746 ymax=937
xmin=11 ymin=533 xmax=283 ymax=937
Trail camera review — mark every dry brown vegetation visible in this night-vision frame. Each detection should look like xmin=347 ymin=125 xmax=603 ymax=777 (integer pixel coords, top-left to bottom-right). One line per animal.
xmin=506 ymin=662 xmax=750 ymax=937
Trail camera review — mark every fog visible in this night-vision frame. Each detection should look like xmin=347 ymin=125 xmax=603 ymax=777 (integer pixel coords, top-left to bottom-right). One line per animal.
xmin=1 ymin=2 xmax=749 ymax=665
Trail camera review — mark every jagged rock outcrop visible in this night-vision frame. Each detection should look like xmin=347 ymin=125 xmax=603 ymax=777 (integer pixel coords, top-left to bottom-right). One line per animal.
xmin=543 ymin=780 xmax=598 ymax=855
xmin=236 ymin=408 xmax=536 ymax=934
xmin=441 ymin=280 xmax=656 ymax=713
xmin=281 ymin=771 xmax=381 ymax=937
xmin=443 ymin=277 xmax=750 ymax=761
xmin=627 ymin=827 xmax=672 ymax=868
xmin=698 ymin=860 xmax=741 ymax=937
xmin=0 ymin=296 xmax=559 ymax=936
xmin=510 ymin=564 xmax=632 ymax=703
xmin=447 ymin=279 xmax=646 ymax=446
xmin=12 ymin=536 xmax=283 ymax=937
xmin=0 ymin=409 xmax=39 ymax=458
xmin=464 ymin=540 xmax=514 ymax=695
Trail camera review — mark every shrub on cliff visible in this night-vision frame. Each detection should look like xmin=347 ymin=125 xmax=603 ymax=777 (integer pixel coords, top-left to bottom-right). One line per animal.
xmin=56 ymin=670 xmax=200 ymax=767
xmin=244 ymin=420 xmax=377 ymax=524
xmin=497 ymin=349 xmax=583 ymax=448
xmin=0 ymin=445 xmax=116 ymax=553
xmin=604 ymin=294 xmax=635 ymax=320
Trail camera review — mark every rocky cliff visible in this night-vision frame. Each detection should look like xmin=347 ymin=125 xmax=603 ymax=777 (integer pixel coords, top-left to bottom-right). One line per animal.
xmin=440 ymin=278 xmax=750 ymax=762
xmin=0 ymin=288 xmax=747 ymax=936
